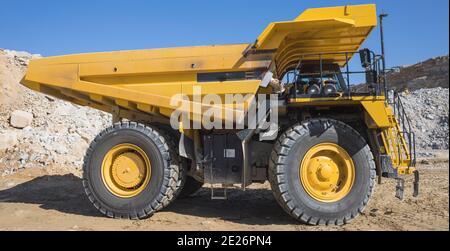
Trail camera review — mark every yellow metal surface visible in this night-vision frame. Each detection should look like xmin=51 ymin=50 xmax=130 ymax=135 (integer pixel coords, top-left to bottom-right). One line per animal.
xmin=257 ymin=4 xmax=376 ymax=51
xmin=289 ymin=95 xmax=386 ymax=105
xmin=22 ymin=44 xmax=265 ymax=110
xmin=21 ymin=4 xmax=377 ymax=124
xmin=300 ymin=143 xmax=355 ymax=203
xmin=289 ymin=96 xmax=391 ymax=128
xmin=361 ymin=100 xmax=391 ymax=128
xmin=255 ymin=4 xmax=377 ymax=76
xmin=101 ymin=144 xmax=151 ymax=198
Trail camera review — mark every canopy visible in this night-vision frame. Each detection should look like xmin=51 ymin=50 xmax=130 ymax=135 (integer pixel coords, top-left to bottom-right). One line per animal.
xmin=254 ymin=4 xmax=377 ymax=76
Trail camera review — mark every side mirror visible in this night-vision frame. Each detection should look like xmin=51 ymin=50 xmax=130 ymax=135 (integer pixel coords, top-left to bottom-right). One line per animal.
xmin=359 ymin=49 xmax=371 ymax=68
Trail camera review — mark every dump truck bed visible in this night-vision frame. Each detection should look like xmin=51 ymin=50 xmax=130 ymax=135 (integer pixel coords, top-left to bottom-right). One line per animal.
xmin=21 ymin=4 xmax=377 ymax=121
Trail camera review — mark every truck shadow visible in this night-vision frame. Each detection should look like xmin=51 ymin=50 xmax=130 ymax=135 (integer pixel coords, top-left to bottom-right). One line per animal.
xmin=0 ymin=174 xmax=298 ymax=226
xmin=168 ymin=188 xmax=298 ymax=226
xmin=0 ymin=174 xmax=102 ymax=217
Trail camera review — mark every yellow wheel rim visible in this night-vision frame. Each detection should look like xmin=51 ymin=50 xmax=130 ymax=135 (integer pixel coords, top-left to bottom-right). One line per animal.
xmin=300 ymin=143 xmax=355 ymax=203
xmin=101 ymin=144 xmax=151 ymax=198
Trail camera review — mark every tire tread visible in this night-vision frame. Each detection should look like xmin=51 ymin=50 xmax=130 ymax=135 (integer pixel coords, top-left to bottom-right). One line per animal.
xmin=82 ymin=121 xmax=182 ymax=220
xmin=268 ymin=118 xmax=376 ymax=226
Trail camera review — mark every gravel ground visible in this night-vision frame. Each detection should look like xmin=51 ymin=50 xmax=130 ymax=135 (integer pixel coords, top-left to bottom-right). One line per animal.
xmin=0 ymin=161 xmax=447 ymax=231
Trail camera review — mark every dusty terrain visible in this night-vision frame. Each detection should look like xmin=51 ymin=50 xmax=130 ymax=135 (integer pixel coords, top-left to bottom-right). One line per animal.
xmin=0 ymin=160 xmax=448 ymax=231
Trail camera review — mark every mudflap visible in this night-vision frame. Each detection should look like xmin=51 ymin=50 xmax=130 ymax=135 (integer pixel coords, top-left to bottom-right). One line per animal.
xmin=380 ymin=155 xmax=420 ymax=200
xmin=380 ymin=155 xmax=398 ymax=179
xmin=395 ymin=178 xmax=405 ymax=200
xmin=394 ymin=170 xmax=420 ymax=200
xmin=413 ymin=170 xmax=420 ymax=198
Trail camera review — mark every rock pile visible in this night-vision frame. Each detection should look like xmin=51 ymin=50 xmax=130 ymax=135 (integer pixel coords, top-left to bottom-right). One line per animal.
xmin=0 ymin=49 xmax=111 ymax=176
xmin=400 ymin=88 xmax=449 ymax=156
xmin=2 ymin=49 xmax=42 ymax=67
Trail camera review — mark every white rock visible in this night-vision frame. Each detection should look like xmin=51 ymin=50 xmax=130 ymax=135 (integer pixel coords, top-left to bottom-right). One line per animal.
xmin=54 ymin=104 xmax=73 ymax=116
xmin=0 ymin=131 xmax=18 ymax=152
xmin=4 ymin=49 xmax=32 ymax=59
xmin=71 ymin=139 xmax=89 ymax=156
xmin=19 ymin=153 xmax=29 ymax=161
xmin=10 ymin=110 xmax=33 ymax=128
xmin=54 ymin=145 xmax=68 ymax=155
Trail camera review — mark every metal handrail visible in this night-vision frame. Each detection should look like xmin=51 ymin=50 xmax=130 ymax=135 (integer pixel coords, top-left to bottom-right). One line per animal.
xmin=393 ymin=93 xmax=417 ymax=167
xmin=288 ymin=50 xmax=385 ymax=98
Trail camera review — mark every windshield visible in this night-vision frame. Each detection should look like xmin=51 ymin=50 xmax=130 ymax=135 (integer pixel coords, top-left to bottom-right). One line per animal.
xmin=282 ymin=64 xmax=349 ymax=96
xmin=297 ymin=72 xmax=344 ymax=91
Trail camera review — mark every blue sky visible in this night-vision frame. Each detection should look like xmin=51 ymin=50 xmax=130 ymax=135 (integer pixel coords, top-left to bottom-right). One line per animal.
xmin=0 ymin=0 xmax=448 ymax=68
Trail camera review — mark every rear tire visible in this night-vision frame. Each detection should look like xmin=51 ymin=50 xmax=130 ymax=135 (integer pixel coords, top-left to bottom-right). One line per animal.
xmin=82 ymin=122 xmax=181 ymax=219
xmin=268 ymin=119 xmax=376 ymax=225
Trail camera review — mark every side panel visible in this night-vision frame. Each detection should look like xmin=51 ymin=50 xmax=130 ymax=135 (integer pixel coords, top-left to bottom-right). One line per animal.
xmin=361 ymin=101 xmax=391 ymax=128
xmin=203 ymin=134 xmax=244 ymax=184
xmin=21 ymin=44 xmax=270 ymax=123
xmin=288 ymin=97 xmax=391 ymax=128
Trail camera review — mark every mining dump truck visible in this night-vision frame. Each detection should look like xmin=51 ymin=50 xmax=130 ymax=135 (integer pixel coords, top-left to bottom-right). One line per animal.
xmin=21 ymin=4 xmax=418 ymax=225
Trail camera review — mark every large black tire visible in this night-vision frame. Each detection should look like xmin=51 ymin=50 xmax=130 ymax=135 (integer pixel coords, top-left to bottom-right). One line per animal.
xmin=151 ymin=123 xmax=203 ymax=199
xmin=82 ymin=122 xmax=181 ymax=219
xmin=179 ymin=176 xmax=204 ymax=198
xmin=269 ymin=119 xmax=376 ymax=225
xmin=150 ymin=123 xmax=187 ymax=201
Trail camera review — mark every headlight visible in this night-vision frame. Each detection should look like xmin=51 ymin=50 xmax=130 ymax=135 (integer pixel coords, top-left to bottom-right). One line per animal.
xmin=323 ymin=84 xmax=337 ymax=96
xmin=307 ymin=84 xmax=321 ymax=95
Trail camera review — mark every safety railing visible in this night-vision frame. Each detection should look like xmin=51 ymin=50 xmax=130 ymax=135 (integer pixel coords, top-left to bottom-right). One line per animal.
xmin=286 ymin=50 xmax=386 ymax=99
xmin=390 ymin=92 xmax=417 ymax=167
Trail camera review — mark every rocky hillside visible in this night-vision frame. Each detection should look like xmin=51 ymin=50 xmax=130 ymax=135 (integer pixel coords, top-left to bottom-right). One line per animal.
xmin=0 ymin=49 xmax=448 ymax=177
xmin=0 ymin=49 xmax=111 ymax=176
xmin=400 ymin=88 xmax=449 ymax=155
xmin=387 ymin=55 xmax=449 ymax=91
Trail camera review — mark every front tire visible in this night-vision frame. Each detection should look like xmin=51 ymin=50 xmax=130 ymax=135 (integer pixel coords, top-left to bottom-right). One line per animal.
xmin=269 ymin=119 xmax=376 ymax=225
xmin=82 ymin=122 xmax=181 ymax=219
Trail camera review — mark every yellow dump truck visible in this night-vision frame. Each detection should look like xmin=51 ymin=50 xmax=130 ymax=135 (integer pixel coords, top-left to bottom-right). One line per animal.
xmin=21 ymin=4 xmax=418 ymax=225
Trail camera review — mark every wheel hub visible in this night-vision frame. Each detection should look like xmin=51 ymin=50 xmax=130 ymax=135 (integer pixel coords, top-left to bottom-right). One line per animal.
xmin=101 ymin=144 xmax=151 ymax=198
xmin=300 ymin=143 xmax=355 ymax=203
xmin=317 ymin=163 xmax=335 ymax=180
xmin=111 ymin=152 xmax=146 ymax=189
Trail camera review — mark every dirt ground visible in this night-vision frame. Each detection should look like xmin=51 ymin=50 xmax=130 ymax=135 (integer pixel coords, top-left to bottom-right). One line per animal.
xmin=0 ymin=161 xmax=448 ymax=231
